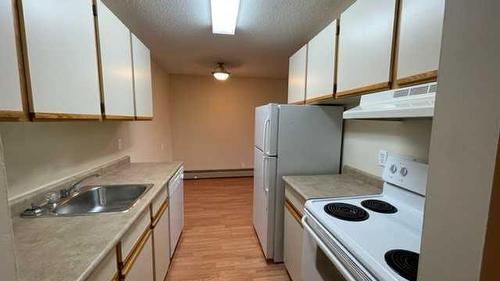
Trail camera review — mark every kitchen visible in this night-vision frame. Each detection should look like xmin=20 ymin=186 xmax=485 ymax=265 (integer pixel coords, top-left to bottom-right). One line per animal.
xmin=0 ymin=0 xmax=498 ymax=281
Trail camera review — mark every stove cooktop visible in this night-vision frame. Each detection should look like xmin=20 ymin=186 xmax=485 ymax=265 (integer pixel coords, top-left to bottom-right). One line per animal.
xmin=361 ymin=199 xmax=398 ymax=214
xmin=385 ymin=250 xmax=419 ymax=281
xmin=324 ymin=202 xmax=370 ymax=221
xmin=304 ymin=183 xmax=426 ymax=281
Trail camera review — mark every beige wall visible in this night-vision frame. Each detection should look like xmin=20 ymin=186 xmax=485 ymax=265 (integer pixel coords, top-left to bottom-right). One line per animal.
xmin=169 ymin=74 xmax=287 ymax=171
xmin=418 ymin=0 xmax=500 ymax=280
xmin=0 ymin=62 xmax=174 ymax=200
xmin=0 ymin=136 xmax=17 ymax=281
xmin=342 ymin=119 xmax=433 ymax=176
xmin=120 ymin=63 xmax=174 ymax=163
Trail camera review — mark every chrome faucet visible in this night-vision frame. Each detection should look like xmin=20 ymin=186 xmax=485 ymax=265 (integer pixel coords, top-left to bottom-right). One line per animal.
xmin=60 ymin=173 xmax=100 ymax=198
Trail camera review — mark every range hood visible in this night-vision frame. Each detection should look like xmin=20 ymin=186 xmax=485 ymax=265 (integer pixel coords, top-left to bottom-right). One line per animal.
xmin=343 ymin=82 xmax=437 ymax=119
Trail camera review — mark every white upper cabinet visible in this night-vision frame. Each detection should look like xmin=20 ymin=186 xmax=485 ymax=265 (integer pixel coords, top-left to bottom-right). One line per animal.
xmin=19 ymin=0 xmax=101 ymax=120
xmin=337 ymin=0 xmax=397 ymax=96
xmin=96 ymin=0 xmax=135 ymax=119
xmin=396 ymin=0 xmax=445 ymax=85
xmin=287 ymin=45 xmax=307 ymax=104
xmin=131 ymin=34 xmax=153 ymax=119
xmin=0 ymin=0 xmax=25 ymax=119
xmin=306 ymin=20 xmax=337 ymax=102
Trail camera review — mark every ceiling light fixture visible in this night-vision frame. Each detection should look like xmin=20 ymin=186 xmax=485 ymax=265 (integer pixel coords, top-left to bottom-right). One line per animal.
xmin=212 ymin=63 xmax=230 ymax=81
xmin=210 ymin=0 xmax=240 ymax=35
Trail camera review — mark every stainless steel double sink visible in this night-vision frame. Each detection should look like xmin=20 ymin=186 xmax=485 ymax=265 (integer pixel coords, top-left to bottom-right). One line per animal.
xmin=23 ymin=184 xmax=153 ymax=217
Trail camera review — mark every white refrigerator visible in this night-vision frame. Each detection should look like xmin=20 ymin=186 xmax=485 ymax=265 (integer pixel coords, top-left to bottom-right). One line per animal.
xmin=253 ymin=104 xmax=343 ymax=262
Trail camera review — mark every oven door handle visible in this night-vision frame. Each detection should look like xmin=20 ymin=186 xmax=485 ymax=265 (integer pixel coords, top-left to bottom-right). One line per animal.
xmin=303 ymin=218 xmax=358 ymax=281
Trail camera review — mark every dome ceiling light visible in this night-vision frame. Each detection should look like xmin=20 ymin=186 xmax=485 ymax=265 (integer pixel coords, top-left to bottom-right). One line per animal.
xmin=212 ymin=63 xmax=230 ymax=81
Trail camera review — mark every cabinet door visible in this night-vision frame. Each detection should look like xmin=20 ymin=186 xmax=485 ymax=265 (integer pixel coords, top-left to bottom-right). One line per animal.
xmin=19 ymin=0 xmax=101 ymax=120
xmin=153 ymin=204 xmax=170 ymax=281
xmin=337 ymin=0 xmax=397 ymax=97
xmin=96 ymin=0 xmax=135 ymax=120
xmin=284 ymin=202 xmax=303 ymax=281
xmin=0 ymin=0 xmax=26 ymax=120
xmin=287 ymin=45 xmax=307 ymax=104
xmin=131 ymin=34 xmax=153 ymax=120
xmin=124 ymin=232 xmax=154 ymax=281
xmin=396 ymin=0 xmax=445 ymax=86
xmin=306 ymin=20 xmax=337 ymax=103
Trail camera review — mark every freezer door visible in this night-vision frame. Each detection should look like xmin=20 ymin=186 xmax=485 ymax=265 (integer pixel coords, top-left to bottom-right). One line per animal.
xmin=252 ymin=148 xmax=277 ymax=259
xmin=254 ymin=104 xmax=279 ymax=155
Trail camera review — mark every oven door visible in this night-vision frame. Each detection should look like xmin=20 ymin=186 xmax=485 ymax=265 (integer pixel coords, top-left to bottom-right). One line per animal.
xmin=302 ymin=220 xmax=351 ymax=281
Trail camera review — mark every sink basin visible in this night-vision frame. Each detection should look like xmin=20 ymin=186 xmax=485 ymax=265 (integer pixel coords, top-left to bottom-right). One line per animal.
xmin=52 ymin=184 xmax=152 ymax=216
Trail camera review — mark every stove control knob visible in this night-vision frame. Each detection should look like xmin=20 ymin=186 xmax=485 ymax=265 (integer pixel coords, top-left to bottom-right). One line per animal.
xmin=390 ymin=164 xmax=398 ymax=174
xmin=400 ymin=167 xmax=408 ymax=177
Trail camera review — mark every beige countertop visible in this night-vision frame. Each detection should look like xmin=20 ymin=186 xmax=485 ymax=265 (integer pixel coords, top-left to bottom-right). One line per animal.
xmin=12 ymin=161 xmax=182 ymax=281
xmin=283 ymin=166 xmax=383 ymax=213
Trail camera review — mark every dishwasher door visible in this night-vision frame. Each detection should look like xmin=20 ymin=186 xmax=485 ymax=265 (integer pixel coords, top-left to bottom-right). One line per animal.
xmin=169 ymin=168 xmax=184 ymax=257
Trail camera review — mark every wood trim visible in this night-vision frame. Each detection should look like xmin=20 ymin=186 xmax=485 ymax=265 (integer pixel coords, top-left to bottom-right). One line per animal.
xmin=396 ymin=70 xmax=438 ymax=87
xmin=115 ymin=242 xmax=123 ymax=281
xmin=285 ymin=199 xmax=303 ymax=228
xmin=104 ymin=115 xmax=135 ymax=121
xmin=111 ymin=272 xmax=119 ymax=281
xmin=12 ymin=0 xmax=30 ymax=121
xmin=31 ymin=112 xmax=102 ymax=121
xmin=0 ymin=110 xmax=26 ymax=120
xmin=480 ymin=137 xmax=500 ymax=281
xmin=92 ymin=0 xmax=106 ymax=122
xmin=135 ymin=116 xmax=153 ymax=121
xmin=151 ymin=200 xmax=168 ymax=228
xmin=288 ymin=100 xmax=304 ymax=105
xmin=390 ymin=0 xmax=402 ymax=90
xmin=16 ymin=0 xmax=37 ymax=119
xmin=121 ymin=228 xmax=152 ymax=276
xmin=305 ymin=93 xmax=334 ymax=104
xmin=333 ymin=19 xmax=340 ymax=96
xmin=335 ymin=82 xmax=390 ymax=98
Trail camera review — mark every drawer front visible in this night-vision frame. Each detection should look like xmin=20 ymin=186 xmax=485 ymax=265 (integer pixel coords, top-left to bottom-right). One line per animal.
xmin=284 ymin=185 xmax=306 ymax=216
xmin=152 ymin=184 xmax=168 ymax=218
xmin=121 ymin=208 xmax=151 ymax=260
xmin=86 ymin=249 xmax=118 ymax=281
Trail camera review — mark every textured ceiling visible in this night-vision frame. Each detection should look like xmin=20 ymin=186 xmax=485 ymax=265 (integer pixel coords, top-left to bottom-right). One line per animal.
xmin=102 ymin=0 xmax=354 ymax=79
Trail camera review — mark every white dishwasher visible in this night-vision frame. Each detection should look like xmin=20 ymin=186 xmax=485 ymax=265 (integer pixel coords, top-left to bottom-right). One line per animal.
xmin=169 ymin=167 xmax=184 ymax=257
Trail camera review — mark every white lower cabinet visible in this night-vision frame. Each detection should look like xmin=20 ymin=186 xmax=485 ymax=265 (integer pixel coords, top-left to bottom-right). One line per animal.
xmin=284 ymin=201 xmax=303 ymax=281
xmin=124 ymin=231 xmax=154 ymax=281
xmin=153 ymin=202 xmax=171 ymax=281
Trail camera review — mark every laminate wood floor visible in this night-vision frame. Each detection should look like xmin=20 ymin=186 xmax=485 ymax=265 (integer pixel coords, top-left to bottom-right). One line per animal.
xmin=166 ymin=177 xmax=290 ymax=281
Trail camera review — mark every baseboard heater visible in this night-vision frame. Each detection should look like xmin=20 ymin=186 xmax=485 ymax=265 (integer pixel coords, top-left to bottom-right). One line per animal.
xmin=184 ymin=168 xmax=254 ymax=179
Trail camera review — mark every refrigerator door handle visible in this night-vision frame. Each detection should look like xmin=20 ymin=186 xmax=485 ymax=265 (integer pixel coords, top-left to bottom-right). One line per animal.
xmin=262 ymin=157 xmax=267 ymax=192
xmin=262 ymin=118 xmax=270 ymax=154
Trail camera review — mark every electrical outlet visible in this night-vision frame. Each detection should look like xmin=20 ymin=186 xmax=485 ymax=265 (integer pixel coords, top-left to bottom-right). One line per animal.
xmin=117 ymin=138 xmax=123 ymax=150
xmin=160 ymin=143 xmax=165 ymax=151
xmin=378 ymin=150 xmax=388 ymax=166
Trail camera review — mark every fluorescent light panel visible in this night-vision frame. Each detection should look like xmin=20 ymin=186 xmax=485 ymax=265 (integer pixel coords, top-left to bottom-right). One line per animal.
xmin=211 ymin=0 xmax=240 ymax=35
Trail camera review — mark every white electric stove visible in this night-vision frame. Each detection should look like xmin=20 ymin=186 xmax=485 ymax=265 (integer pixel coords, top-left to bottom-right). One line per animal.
xmin=302 ymin=155 xmax=429 ymax=281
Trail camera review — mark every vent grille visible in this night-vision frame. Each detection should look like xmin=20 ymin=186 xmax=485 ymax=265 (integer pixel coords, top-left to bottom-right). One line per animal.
xmin=409 ymin=85 xmax=429 ymax=96
xmin=429 ymin=84 xmax=438 ymax=93
xmin=393 ymin=89 xmax=409 ymax=98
